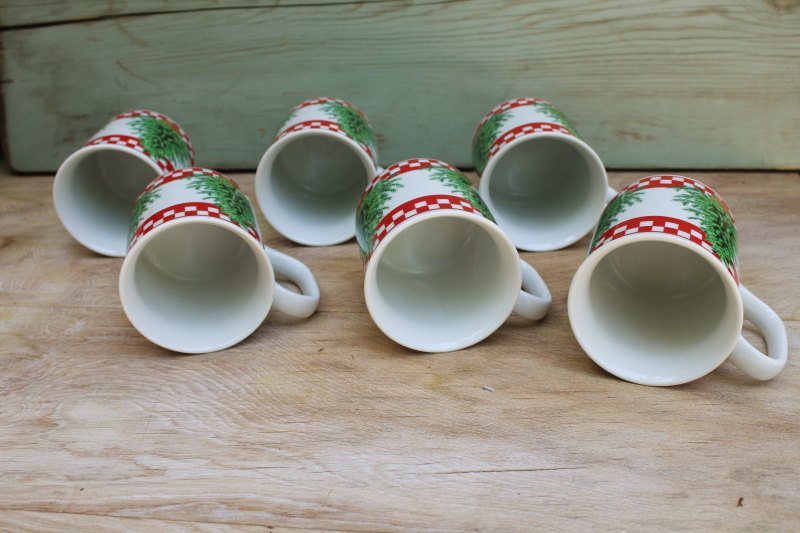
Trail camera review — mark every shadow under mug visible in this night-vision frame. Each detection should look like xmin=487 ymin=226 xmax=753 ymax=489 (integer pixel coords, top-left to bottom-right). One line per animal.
xmin=54 ymin=110 xmax=194 ymax=257
xmin=568 ymin=175 xmax=787 ymax=386
xmin=120 ymin=168 xmax=320 ymax=353
xmin=357 ymin=159 xmax=552 ymax=352
xmin=256 ymin=97 xmax=380 ymax=246
xmin=472 ymin=98 xmax=614 ymax=252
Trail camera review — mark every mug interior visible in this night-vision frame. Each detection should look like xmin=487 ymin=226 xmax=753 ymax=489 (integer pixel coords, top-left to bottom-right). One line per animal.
xmin=257 ymin=132 xmax=372 ymax=245
xmin=365 ymin=212 xmax=519 ymax=352
xmin=120 ymin=219 xmax=272 ymax=353
xmin=54 ymin=146 xmax=160 ymax=256
xmin=484 ymin=135 xmax=606 ymax=251
xmin=569 ymin=236 xmax=742 ymax=385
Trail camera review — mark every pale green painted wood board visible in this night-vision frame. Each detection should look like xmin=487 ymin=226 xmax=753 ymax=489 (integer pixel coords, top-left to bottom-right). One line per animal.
xmin=0 ymin=0 xmax=393 ymax=28
xmin=2 ymin=0 xmax=800 ymax=172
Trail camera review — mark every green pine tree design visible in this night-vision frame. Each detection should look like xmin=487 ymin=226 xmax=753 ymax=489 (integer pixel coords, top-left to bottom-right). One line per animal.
xmin=277 ymin=110 xmax=298 ymax=134
xmin=533 ymin=102 xmax=582 ymax=139
xmin=128 ymin=188 xmax=161 ymax=243
xmin=427 ymin=166 xmax=496 ymax=223
xmin=590 ymin=187 xmax=645 ymax=250
xmin=356 ymin=174 xmax=404 ymax=258
xmin=671 ymin=185 xmax=738 ymax=269
xmin=472 ymin=111 xmax=511 ymax=174
xmin=186 ymin=173 xmax=259 ymax=234
xmin=130 ymin=115 xmax=192 ymax=167
xmin=320 ymin=102 xmax=377 ymax=154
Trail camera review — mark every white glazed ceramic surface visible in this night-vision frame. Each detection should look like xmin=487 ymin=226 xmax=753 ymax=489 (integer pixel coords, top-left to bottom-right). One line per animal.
xmin=473 ymin=98 xmax=610 ymax=251
xmin=356 ymin=159 xmax=552 ymax=353
xmin=53 ymin=110 xmax=194 ymax=257
xmin=120 ymin=168 xmax=320 ymax=354
xmin=256 ymin=97 xmax=379 ymax=246
xmin=569 ymin=175 xmax=787 ymax=386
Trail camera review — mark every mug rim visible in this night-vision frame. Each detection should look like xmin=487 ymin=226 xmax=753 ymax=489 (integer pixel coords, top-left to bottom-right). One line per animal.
xmin=119 ymin=215 xmax=274 ymax=354
xmin=255 ymin=128 xmax=376 ymax=246
xmin=568 ymin=231 xmax=743 ymax=386
xmin=364 ymin=208 xmax=522 ymax=353
xmin=53 ymin=143 xmax=164 ymax=257
xmin=478 ymin=131 xmax=608 ymax=252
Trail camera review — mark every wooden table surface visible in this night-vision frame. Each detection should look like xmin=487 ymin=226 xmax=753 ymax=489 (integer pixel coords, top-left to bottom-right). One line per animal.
xmin=1 ymin=165 xmax=798 ymax=532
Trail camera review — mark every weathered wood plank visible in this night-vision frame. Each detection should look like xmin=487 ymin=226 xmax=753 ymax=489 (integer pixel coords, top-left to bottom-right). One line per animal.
xmin=1 ymin=167 xmax=799 ymax=531
xmin=0 ymin=0 xmax=393 ymax=29
xmin=0 ymin=509 xmax=320 ymax=532
xmin=1 ymin=308 xmax=799 ymax=531
xmin=2 ymin=0 xmax=799 ymax=172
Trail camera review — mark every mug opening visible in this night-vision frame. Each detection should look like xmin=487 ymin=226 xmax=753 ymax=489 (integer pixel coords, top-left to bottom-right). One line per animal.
xmin=569 ymin=235 xmax=742 ymax=385
xmin=482 ymin=134 xmax=606 ymax=251
xmin=365 ymin=211 xmax=519 ymax=352
xmin=54 ymin=146 xmax=161 ymax=256
xmin=120 ymin=218 xmax=272 ymax=353
xmin=257 ymin=132 xmax=373 ymax=246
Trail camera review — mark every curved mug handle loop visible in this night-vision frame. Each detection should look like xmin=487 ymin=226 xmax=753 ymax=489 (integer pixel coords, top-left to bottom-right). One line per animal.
xmin=727 ymin=285 xmax=787 ymax=381
xmin=513 ymin=259 xmax=552 ymax=320
xmin=263 ymin=245 xmax=320 ymax=318
xmin=606 ymin=186 xmax=618 ymax=203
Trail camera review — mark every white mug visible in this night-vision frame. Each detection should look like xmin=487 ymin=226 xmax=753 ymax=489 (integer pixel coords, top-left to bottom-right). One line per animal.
xmin=54 ymin=110 xmax=194 ymax=257
xmin=256 ymin=97 xmax=380 ymax=246
xmin=120 ymin=168 xmax=320 ymax=354
xmin=356 ymin=158 xmax=552 ymax=353
xmin=472 ymin=98 xmax=614 ymax=251
xmin=568 ymin=175 xmax=787 ymax=386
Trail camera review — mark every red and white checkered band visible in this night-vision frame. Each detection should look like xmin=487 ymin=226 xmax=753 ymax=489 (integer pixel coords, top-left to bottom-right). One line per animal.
xmin=620 ymin=176 xmax=733 ymax=222
xmin=487 ymin=123 xmax=573 ymax=159
xmin=129 ymin=201 xmax=260 ymax=250
xmin=288 ymin=97 xmax=349 ymax=113
xmin=287 ymin=97 xmax=372 ymax=124
xmin=110 ymin=110 xmax=195 ymax=162
xmin=476 ymin=97 xmax=549 ymax=129
xmin=369 ymin=195 xmax=483 ymax=258
xmin=84 ymin=135 xmax=174 ymax=174
xmin=136 ymin=167 xmax=227 ymax=198
xmin=362 ymin=159 xmax=460 ymax=197
xmin=591 ymin=215 xmax=738 ymax=283
xmin=272 ymin=120 xmax=376 ymax=165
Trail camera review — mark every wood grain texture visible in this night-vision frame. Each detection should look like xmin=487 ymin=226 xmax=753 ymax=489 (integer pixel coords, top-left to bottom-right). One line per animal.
xmin=2 ymin=0 xmax=800 ymax=172
xmin=1 ymin=167 xmax=799 ymax=532
xmin=0 ymin=509 xmax=317 ymax=532
xmin=0 ymin=0 xmax=393 ymax=29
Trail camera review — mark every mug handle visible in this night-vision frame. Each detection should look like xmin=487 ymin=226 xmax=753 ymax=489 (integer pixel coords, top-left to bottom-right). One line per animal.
xmin=263 ymin=245 xmax=321 ymax=318
xmin=512 ymin=259 xmax=553 ymax=320
xmin=606 ymin=186 xmax=618 ymax=203
xmin=727 ymin=285 xmax=788 ymax=380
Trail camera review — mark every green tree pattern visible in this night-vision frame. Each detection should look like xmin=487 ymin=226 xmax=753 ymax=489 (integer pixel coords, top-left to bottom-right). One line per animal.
xmin=472 ymin=111 xmax=511 ymax=174
xmin=356 ymin=175 xmax=404 ymax=258
xmin=427 ymin=166 xmax=496 ymax=223
xmin=186 ymin=173 xmax=259 ymax=235
xmin=671 ymin=185 xmax=738 ymax=269
xmin=129 ymin=115 xmax=192 ymax=167
xmin=533 ymin=102 xmax=582 ymax=139
xmin=320 ymin=102 xmax=377 ymax=154
xmin=277 ymin=110 xmax=298 ymax=134
xmin=128 ymin=188 xmax=161 ymax=244
xmin=590 ymin=187 xmax=645 ymax=250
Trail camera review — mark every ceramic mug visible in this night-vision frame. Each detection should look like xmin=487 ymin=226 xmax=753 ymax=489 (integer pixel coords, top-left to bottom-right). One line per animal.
xmin=256 ymin=97 xmax=380 ymax=246
xmin=120 ymin=168 xmax=320 ymax=354
xmin=356 ymin=158 xmax=552 ymax=352
xmin=54 ymin=110 xmax=194 ymax=257
xmin=472 ymin=98 xmax=614 ymax=251
xmin=568 ymin=175 xmax=787 ymax=386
